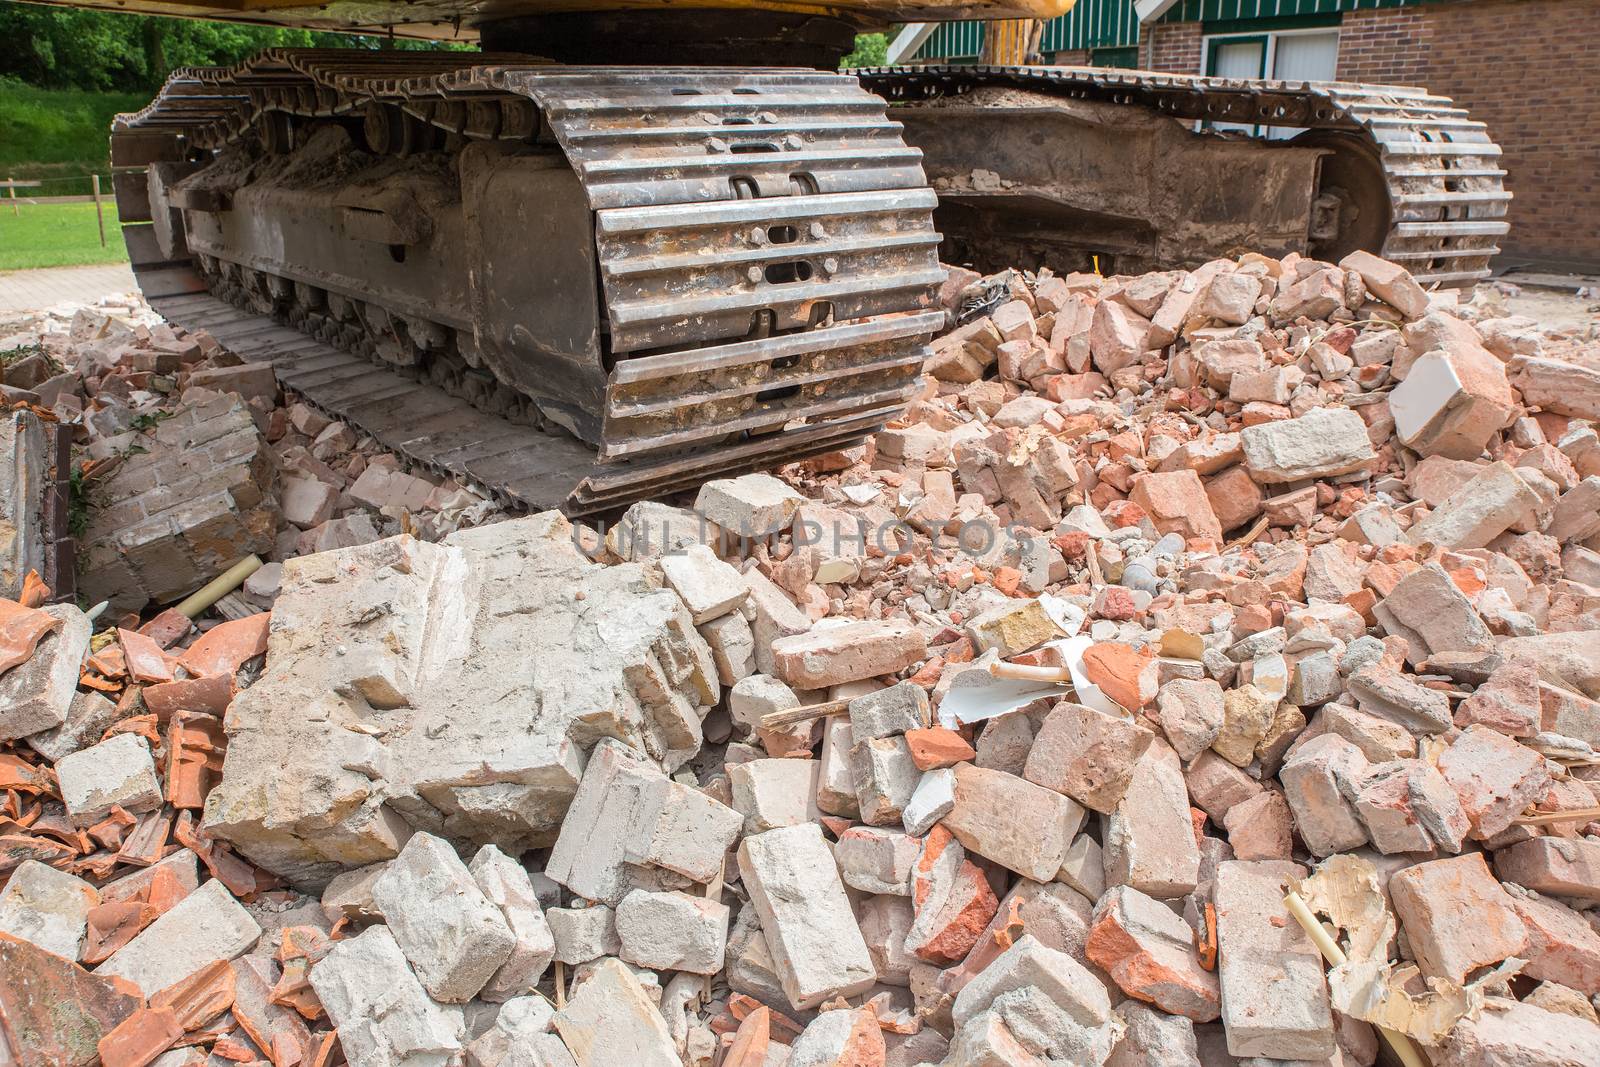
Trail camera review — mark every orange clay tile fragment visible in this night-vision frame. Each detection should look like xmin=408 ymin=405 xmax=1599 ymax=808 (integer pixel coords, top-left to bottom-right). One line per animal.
xmin=97 ymin=1006 xmax=183 ymax=1067
xmin=271 ymin=926 xmax=331 ymax=1021
xmin=177 ymin=613 xmax=269 ymax=678
xmin=138 ymin=608 xmax=193 ymax=649
xmin=119 ymin=628 xmax=176 ymax=684
xmin=88 ymin=807 xmax=138 ymax=851
xmin=271 ymin=1031 xmax=307 ymax=1067
xmin=83 ymin=901 xmax=157 ymax=965
xmin=80 ymin=672 xmax=123 ymax=693
xmin=0 ymin=834 xmax=74 ymax=870
xmin=722 ymin=1007 xmax=771 ymax=1067
xmin=905 ymin=727 xmax=976 ymax=771
xmin=209 ymin=1035 xmax=257 ymax=1062
xmin=0 ymin=753 xmax=55 ymax=795
xmin=87 ymin=644 xmax=128 ymax=680
xmin=0 ymin=597 xmax=62 ymax=675
xmin=728 ymin=993 xmax=804 ymax=1043
xmin=1080 ymin=642 xmax=1159 ymax=710
xmin=166 ymin=712 xmax=228 ymax=809
xmin=233 ymin=955 xmax=312 ymax=1064
xmin=1196 ymin=902 xmax=1218 ymax=971
xmin=115 ymin=809 xmax=173 ymax=867
xmin=143 ymin=672 xmax=234 ymax=720
xmin=306 ymin=1031 xmax=340 ymax=1067
xmin=0 ymin=931 xmax=142 ymax=1066
xmin=104 ymin=714 xmax=161 ymax=747
xmin=150 ymin=959 xmax=236 ymax=1031
xmin=174 ymin=810 xmax=268 ymax=898
xmin=19 ymin=570 xmax=51 ymax=608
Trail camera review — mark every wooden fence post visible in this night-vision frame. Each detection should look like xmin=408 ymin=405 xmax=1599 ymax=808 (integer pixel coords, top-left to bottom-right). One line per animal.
xmin=92 ymin=174 xmax=107 ymax=247
xmin=7 ymin=178 xmax=16 ymax=218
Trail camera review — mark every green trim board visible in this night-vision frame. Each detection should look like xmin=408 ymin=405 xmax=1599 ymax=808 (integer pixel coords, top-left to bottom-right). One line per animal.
xmin=1158 ymin=0 xmax=1434 ymax=21
xmin=1042 ymin=0 xmax=1142 ymax=51
xmin=912 ymin=0 xmax=1451 ymax=63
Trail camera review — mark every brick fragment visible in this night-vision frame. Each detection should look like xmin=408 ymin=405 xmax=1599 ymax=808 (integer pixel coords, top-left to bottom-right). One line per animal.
xmin=1086 ymin=885 xmax=1220 ymax=1021
xmin=942 ymin=763 xmax=1084 ymax=882
xmin=1494 ymin=837 xmax=1600 ymax=904
xmin=737 ymin=823 xmax=876 ymax=1010
xmin=1105 ymin=740 xmax=1200 ymax=899
xmin=1214 ymin=860 xmax=1335 ymax=1060
xmin=1023 ymin=700 xmax=1154 ymax=813
xmin=1129 ymin=470 xmax=1223 ymax=545
xmin=770 ymin=620 xmax=926 ymax=689
xmin=1437 ymin=725 xmax=1552 ymax=840
xmin=1389 ymin=853 xmax=1528 ymax=983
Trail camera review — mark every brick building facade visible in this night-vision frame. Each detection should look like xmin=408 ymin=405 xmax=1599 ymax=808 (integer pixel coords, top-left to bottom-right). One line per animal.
xmin=913 ymin=0 xmax=1600 ymax=270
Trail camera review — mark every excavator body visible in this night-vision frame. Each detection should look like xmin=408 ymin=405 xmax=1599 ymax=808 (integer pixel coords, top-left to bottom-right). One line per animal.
xmin=19 ymin=0 xmax=1509 ymax=512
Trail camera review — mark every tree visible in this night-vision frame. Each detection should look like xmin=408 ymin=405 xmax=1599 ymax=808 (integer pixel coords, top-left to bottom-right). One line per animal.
xmin=839 ymin=32 xmax=889 ymax=70
xmin=0 ymin=2 xmax=464 ymax=92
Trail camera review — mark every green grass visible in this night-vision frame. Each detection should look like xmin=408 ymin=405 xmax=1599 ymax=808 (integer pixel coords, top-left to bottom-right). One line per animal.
xmin=0 ymin=80 xmax=148 ymax=196
xmin=0 ymin=201 xmax=127 ymax=270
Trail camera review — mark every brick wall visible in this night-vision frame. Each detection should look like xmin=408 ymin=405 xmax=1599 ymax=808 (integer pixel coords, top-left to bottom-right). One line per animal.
xmin=1145 ymin=22 xmax=1202 ymax=74
xmin=1335 ymin=8 xmax=1430 ymax=86
xmin=1404 ymin=0 xmax=1600 ymax=269
xmin=1050 ymin=48 xmax=1091 ymax=65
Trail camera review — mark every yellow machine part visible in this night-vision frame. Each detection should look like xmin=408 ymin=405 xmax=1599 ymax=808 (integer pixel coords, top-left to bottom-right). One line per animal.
xmin=13 ymin=0 xmax=1074 ymax=42
xmin=978 ymin=17 xmax=1043 ymax=64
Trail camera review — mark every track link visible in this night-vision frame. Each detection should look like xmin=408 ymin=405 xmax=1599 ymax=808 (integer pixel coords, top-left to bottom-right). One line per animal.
xmin=109 ymin=51 xmax=944 ymax=513
xmin=859 ymin=64 xmax=1510 ymax=287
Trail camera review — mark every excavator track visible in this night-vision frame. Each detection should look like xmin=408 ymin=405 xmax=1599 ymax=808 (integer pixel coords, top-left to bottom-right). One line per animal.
xmin=859 ymin=64 xmax=1510 ymax=287
xmin=109 ymin=51 xmax=945 ymax=514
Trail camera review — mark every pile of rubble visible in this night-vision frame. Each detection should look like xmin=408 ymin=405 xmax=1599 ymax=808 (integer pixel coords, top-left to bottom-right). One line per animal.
xmin=1 ymin=296 xmax=505 ymax=612
xmin=1 ymin=245 xmax=1599 ymax=1067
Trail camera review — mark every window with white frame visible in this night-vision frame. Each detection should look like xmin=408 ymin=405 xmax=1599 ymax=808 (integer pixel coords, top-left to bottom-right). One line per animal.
xmin=1204 ymin=26 xmax=1340 ymax=138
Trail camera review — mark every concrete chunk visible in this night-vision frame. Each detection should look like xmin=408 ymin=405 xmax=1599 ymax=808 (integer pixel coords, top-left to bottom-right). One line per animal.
xmin=624 ymin=774 xmax=742 ymax=885
xmin=205 ymin=514 xmax=706 ymax=888
xmin=1104 ymin=740 xmax=1199 ymax=899
xmin=950 ymin=933 xmax=1113 ymax=1036
xmin=1087 ymin=885 xmax=1219 ymax=1022
xmin=1214 ymin=860 xmax=1335 ymax=1060
xmin=372 ymin=832 xmax=517 ymax=1003
xmin=615 ymin=889 xmax=729 ymax=975
xmin=77 ymin=396 xmax=280 ymax=613
xmin=1389 ymin=343 xmax=1513 ymax=459
xmin=0 ymin=604 xmax=90 ymax=743
xmin=468 ymin=845 xmax=556 ymax=1002
xmin=789 ymin=1007 xmax=886 ymax=1066
xmin=1494 ymin=837 xmax=1600 ymax=903
xmin=1024 ymin=700 xmax=1154 ymax=814
xmin=770 ymin=620 xmax=927 ymax=689
xmin=310 ymin=925 xmax=465 ymax=1067
xmin=1280 ymin=733 xmax=1369 ymax=856
xmin=847 ymin=681 xmax=930 ymax=740
xmin=57 ymin=733 xmax=163 ymax=828
xmin=547 ymin=906 xmax=619 ymax=966
xmin=98 ymin=879 xmax=261 ymax=997
xmin=1240 ymin=408 xmax=1376 ymax=484
xmin=729 ymin=757 xmax=821 ymax=834
xmin=694 ymin=473 xmax=806 ymax=538
xmin=1389 ymin=853 xmax=1528 ymax=983
xmin=1407 ymin=461 xmax=1541 ymax=550
xmin=1436 ymin=998 xmax=1600 ymax=1067
xmin=1436 ymin=725 xmax=1552 ymax=840
xmin=737 ymin=823 xmax=876 ymax=1010
xmin=1107 ymin=1000 xmax=1201 ymax=1067
xmin=0 ymin=860 xmax=97 ymax=961
xmin=659 ymin=544 xmax=748 ymax=624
